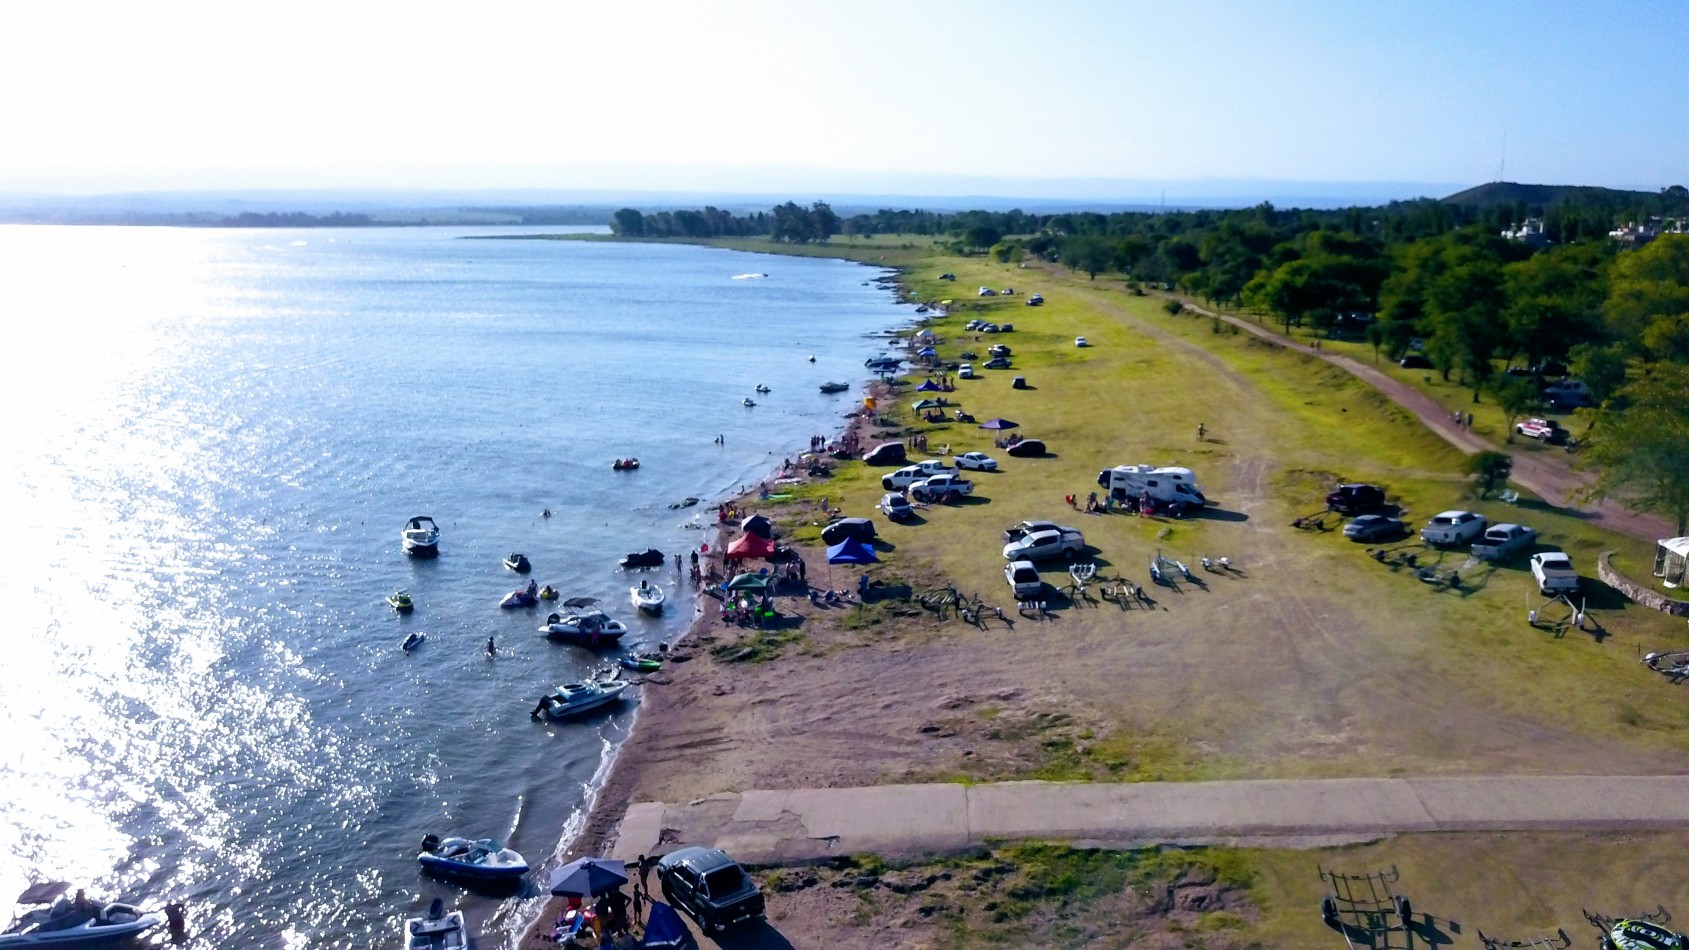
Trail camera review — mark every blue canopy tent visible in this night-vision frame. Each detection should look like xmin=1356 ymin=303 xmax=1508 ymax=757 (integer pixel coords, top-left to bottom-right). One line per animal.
xmin=917 ymin=346 xmax=938 ymax=358
xmin=642 ymin=901 xmax=694 ymax=948
xmin=826 ymin=535 xmax=879 ymax=590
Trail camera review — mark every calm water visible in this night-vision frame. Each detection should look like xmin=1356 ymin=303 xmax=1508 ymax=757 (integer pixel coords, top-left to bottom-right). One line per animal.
xmin=0 ymin=226 xmax=911 ymax=948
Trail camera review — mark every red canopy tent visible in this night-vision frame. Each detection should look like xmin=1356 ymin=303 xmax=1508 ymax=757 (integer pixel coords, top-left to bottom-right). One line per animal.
xmin=724 ymin=531 xmax=775 ymax=561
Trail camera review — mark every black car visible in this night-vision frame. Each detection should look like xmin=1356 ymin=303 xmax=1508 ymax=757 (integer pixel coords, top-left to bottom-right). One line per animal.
xmin=1343 ymin=514 xmax=1407 ymax=542
xmin=983 ymin=357 xmax=1012 ymax=370
xmin=1398 ymin=353 xmax=1432 ymax=369
xmin=820 ymin=517 xmax=877 ymax=545
xmin=1325 ymin=483 xmax=1386 ymax=514
xmin=656 ymin=847 xmax=765 ymax=934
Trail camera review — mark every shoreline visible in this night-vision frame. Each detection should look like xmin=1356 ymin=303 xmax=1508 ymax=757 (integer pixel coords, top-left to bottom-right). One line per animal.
xmin=516 ymin=299 xmax=907 ymax=949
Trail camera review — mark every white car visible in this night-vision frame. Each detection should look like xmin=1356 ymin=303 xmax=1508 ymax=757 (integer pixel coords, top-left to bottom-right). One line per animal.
xmin=1420 ymin=510 xmax=1487 ymax=547
xmin=1530 ymin=552 xmax=1580 ymax=595
xmin=910 ymin=474 xmax=973 ymax=503
xmin=880 ymin=465 xmax=932 ymax=490
xmin=1075 ymin=336 xmax=1089 ymax=347
xmin=1005 ymin=560 xmax=1043 ymax=599
xmin=978 ymin=286 xmax=997 ymax=297
xmin=957 ymin=364 xmax=976 ymax=379
xmin=953 ymin=452 xmax=998 ymax=472
xmin=910 ymin=459 xmax=957 ymax=477
xmin=1002 ymin=527 xmax=1085 ymax=561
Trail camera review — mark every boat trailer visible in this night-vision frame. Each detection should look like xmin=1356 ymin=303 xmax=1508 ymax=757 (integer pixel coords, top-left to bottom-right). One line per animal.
xmin=1319 ymin=864 xmax=1412 ymax=948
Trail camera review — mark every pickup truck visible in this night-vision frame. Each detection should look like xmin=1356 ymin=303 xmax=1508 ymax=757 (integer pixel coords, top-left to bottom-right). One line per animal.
xmin=1420 ymin=510 xmax=1487 ymax=547
xmin=1005 ymin=560 xmax=1043 ymax=599
xmin=881 ymin=463 xmax=955 ymax=490
xmin=1471 ymin=523 xmax=1537 ymax=561
xmin=1325 ymin=483 xmax=1386 ymax=515
xmin=1002 ymin=527 xmax=1086 ymax=561
xmin=1515 ymin=418 xmax=1568 ymax=443
xmin=910 ymin=474 xmax=973 ymax=503
xmin=1530 ymin=552 xmax=1580 ymax=595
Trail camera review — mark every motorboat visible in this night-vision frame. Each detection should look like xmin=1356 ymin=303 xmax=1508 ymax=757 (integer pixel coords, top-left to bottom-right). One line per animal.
xmin=630 ymin=581 xmax=665 ymax=614
xmin=387 ymin=590 xmax=414 ymax=613
xmin=503 ymin=553 xmax=532 ymax=574
xmin=754 ymin=384 xmax=771 ymax=393
xmin=731 ymin=272 xmax=767 ymax=280
xmin=619 ymin=654 xmax=663 ymax=673
xmin=818 ymin=381 xmax=850 ymax=394
xmin=401 ymin=632 xmax=426 ymax=653
xmin=742 ymin=397 xmax=757 ymax=407
xmin=534 ymin=678 xmax=629 ymax=719
xmin=0 ymin=883 xmax=163 ymax=947
xmin=401 ymin=516 xmax=439 ymax=558
xmin=538 ymin=610 xmax=628 ymax=646
xmin=612 ymin=458 xmax=640 ymax=470
xmin=500 ymin=584 xmax=540 ymax=609
xmin=417 ymin=834 xmax=530 ymax=883
xmin=402 ymin=899 xmax=466 ymax=950
xmin=620 ymin=548 xmax=665 ymax=569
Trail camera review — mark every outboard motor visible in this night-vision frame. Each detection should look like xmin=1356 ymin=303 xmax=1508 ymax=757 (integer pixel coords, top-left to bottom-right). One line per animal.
xmin=420 ymin=833 xmax=441 ymax=853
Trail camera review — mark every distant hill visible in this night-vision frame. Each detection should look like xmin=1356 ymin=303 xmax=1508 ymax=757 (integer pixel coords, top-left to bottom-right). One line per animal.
xmin=1442 ymin=181 xmax=1660 ymax=207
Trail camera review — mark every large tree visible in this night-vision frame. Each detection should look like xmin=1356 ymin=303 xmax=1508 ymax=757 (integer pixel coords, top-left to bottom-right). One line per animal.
xmin=1581 ymin=363 xmax=1689 ymax=534
xmin=1502 ymin=243 xmax=1608 ymax=368
xmin=1605 ymin=234 xmax=1689 ymax=357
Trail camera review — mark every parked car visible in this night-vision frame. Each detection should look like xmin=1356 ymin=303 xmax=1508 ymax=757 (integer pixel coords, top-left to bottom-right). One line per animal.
xmin=1005 ymin=559 xmax=1044 ymax=599
xmin=978 ymin=286 xmax=996 ymax=297
xmin=877 ymin=492 xmax=914 ymax=521
xmin=1398 ymin=354 xmax=1433 ymax=369
xmin=1515 ymin=418 xmax=1568 ymax=443
xmin=1003 ymin=520 xmax=1075 ymax=542
xmin=999 ymin=323 xmax=1014 ymax=332
xmin=880 ymin=465 xmax=927 ymax=490
xmin=957 ymin=364 xmax=977 ymax=379
xmin=1006 ymin=439 xmax=1046 ymax=457
xmin=1002 ymin=527 xmax=1085 ymax=561
xmin=1326 ymin=483 xmax=1386 ymax=514
xmin=979 ymin=323 xmax=1001 ymax=333
xmin=965 ymin=319 xmax=984 ymax=331
xmin=656 ymin=847 xmax=766 ymax=934
xmin=910 ymin=474 xmax=973 ymax=503
xmin=954 ymin=451 xmax=998 ymax=472
xmin=1472 ymin=523 xmax=1537 ymax=561
xmin=939 ymin=273 xmax=956 ymax=281
xmin=1075 ymin=336 xmax=1089 ymax=347
xmin=988 ymin=344 xmax=1012 ymax=357
xmin=1421 ymin=510 xmax=1487 ymax=546
xmin=911 ymin=459 xmax=958 ymax=477
xmin=1001 ymin=288 xmax=1015 ymax=296
xmin=1026 ymin=294 xmax=1044 ymax=306
xmin=1530 ymin=551 xmax=1580 ymax=595
xmin=820 ymin=518 xmax=876 ymax=545
xmin=1343 ymin=514 xmax=1407 ymax=542
xmin=862 ymin=442 xmax=907 ymax=466
xmin=983 ymin=357 xmax=1012 ymax=370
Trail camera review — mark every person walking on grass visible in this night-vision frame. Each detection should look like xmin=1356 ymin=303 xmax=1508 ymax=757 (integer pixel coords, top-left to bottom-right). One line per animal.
xmin=1197 ymin=422 xmax=1206 ymax=440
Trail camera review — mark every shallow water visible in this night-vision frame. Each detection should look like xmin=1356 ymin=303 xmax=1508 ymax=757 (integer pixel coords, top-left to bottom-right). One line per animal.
xmin=0 ymin=225 xmax=911 ymax=948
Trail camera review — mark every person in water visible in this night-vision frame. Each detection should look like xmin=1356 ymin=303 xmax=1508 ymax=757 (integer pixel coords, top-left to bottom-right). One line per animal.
xmin=486 ymin=635 xmax=496 ymax=657
xmin=526 ymin=579 xmax=538 ymax=597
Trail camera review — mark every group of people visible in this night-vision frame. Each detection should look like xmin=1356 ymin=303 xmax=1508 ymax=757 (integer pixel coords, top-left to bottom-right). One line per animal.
xmin=551 ymin=885 xmax=642 ymax=947
xmin=1450 ymin=409 xmax=1474 ymax=429
xmin=904 ymin=432 xmax=932 ymax=451
xmin=993 ymin=432 xmax=1026 ymax=448
xmin=1066 ymin=490 xmax=1170 ymax=518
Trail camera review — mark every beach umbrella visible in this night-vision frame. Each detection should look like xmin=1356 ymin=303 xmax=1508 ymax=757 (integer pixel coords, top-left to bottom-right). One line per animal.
xmin=912 ymin=398 xmax=944 ymax=410
xmin=915 ymin=380 xmax=942 ymax=392
xmin=979 ymin=418 xmax=1019 ymax=429
xmin=726 ymin=572 xmax=772 ymax=591
xmin=641 ymin=902 xmax=691 ymax=948
xmin=725 ymin=531 xmax=775 ymax=561
xmin=548 ymin=857 xmax=629 ymax=897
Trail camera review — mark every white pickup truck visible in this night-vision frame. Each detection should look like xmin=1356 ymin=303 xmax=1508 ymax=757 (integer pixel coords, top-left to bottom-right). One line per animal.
xmin=1530 ymin=552 xmax=1581 ymax=595
xmin=881 ymin=461 xmax=957 ymax=490
xmin=910 ymin=474 xmax=974 ymax=503
xmin=1420 ymin=510 xmax=1487 ymax=547
xmin=1471 ymin=523 xmax=1537 ymax=561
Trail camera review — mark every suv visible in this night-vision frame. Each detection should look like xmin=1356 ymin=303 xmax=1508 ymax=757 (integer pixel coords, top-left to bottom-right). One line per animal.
xmin=656 ymin=846 xmax=766 ymax=934
xmin=877 ymin=492 xmax=914 ymax=521
xmin=957 ymin=364 xmax=977 ymax=379
xmin=1515 ymin=418 xmax=1567 ymax=443
xmin=820 ymin=518 xmax=877 ymax=545
xmin=1325 ymin=483 xmax=1386 ymax=514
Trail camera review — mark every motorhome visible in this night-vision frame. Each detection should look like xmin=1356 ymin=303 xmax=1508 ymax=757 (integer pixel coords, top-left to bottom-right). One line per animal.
xmin=1096 ymin=465 xmax=1208 ymax=507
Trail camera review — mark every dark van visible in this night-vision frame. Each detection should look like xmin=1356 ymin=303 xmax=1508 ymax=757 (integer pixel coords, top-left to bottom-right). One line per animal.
xmin=863 ymin=442 xmax=907 ymax=466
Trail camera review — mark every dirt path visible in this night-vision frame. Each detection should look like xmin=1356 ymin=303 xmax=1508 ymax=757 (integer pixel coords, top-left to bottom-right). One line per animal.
xmin=1161 ymin=293 xmax=1672 ymax=543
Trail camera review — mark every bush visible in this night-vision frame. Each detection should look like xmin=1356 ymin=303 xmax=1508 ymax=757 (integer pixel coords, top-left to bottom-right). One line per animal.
xmin=1163 ymin=300 xmax=1185 ymax=316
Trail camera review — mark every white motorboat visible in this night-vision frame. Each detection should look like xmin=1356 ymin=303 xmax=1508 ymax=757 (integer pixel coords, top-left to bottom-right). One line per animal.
xmin=403 ymin=899 xmax=466 ymax=950
xmin=417 ymin=835 xmax=530 ymax=883
xmin=537 ymin=609 xmax=628 ymax=645
xmin=534 ymin=678 xmax=629 ymax=719
xmin=0 ymin=883 xmax=163 ymax=948
xmin=402 ymin=516 xmax=439 ymax=558
xmin=630 ymin=581 xmax=665 ymax=614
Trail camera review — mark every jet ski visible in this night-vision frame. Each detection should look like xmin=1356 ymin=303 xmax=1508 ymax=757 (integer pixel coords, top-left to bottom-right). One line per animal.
xmin=503 ymin=553 xmax=532 ymax=574
xmin=620 ymin=548 xmax=665 ymax=569
xmin=0 ymin=883 xmax=163 ymax=948
xmin=401 ymin=632 xmax=426 ymax=653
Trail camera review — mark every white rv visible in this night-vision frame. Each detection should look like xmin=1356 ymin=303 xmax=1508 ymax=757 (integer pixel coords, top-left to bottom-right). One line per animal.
xmin=1096 ymin=465 xmax=1209 ymax=507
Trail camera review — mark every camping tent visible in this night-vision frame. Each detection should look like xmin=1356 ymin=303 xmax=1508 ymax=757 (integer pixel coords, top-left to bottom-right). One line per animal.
xmin=742 ymin=514 xmax=775 ymax=540
xmin=641 ymin=902 xmax=693 ymax=948
xmin=979 ymin=418 xmax=1019 ymax=429
xmin=912 ymin=398 xmax=944 ymax=410
xmin=826 ymin=537 xmax=879 ymax=565
xmin=725 ymin=532 xmax=776 ymax=561
xmin=914 ymin=329 xmax=936 ymax=343
xmin=725 ymin=572 xmax=773 ymax=591
xmin=915 ymin=380 xmax=942 ymax=392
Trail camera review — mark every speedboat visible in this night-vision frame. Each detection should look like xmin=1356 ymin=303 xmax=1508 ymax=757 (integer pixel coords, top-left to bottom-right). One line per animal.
xmin=402 ymin=899 xmax=466 ymax=950
xmin=742 ymin=397 xmax=757 ymax=407
xmin=387 ymin=590 xmax=414 ymax=613
xmin=503 ymin=553 xmax=532 ymax=574
xmin=417 ymin=834 xmax=530 ymax=883
xmin=630 ymin=582 xmax=665 ymax=614
xmin=0 ymin=883 xmax=163 ymax=947
xmin=500 ymin=588 xmax=539 ymax=609
xmin=538 ymin=610 xmax=628 ymax=645
xmin=754 ymin=384 xmax=771 ymax=393
xmin=612 ymin=458 xmax=640 ymax=471
xmin=620 ymin=548 xmax=665 ymax=569
xmin=401 ymin=632 xmax=426 ymax=653
xmin=534 ymin=678 xmax=629 ymax=719
xmin=402 ymin=516 xmax=439 ymax=558
xmin=819 ymin=381 xmax=850 ymax=394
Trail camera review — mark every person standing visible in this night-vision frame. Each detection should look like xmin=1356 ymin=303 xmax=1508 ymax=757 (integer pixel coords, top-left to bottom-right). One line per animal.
xmin=637 ymin=854 xmax=656 ymax=892
xmin=631 ymin=883 xmax=645 ymax=926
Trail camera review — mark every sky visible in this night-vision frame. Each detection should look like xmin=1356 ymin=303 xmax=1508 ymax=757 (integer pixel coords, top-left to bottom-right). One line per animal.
xmin=2 ymin=0 xmax=1685 ymax=200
